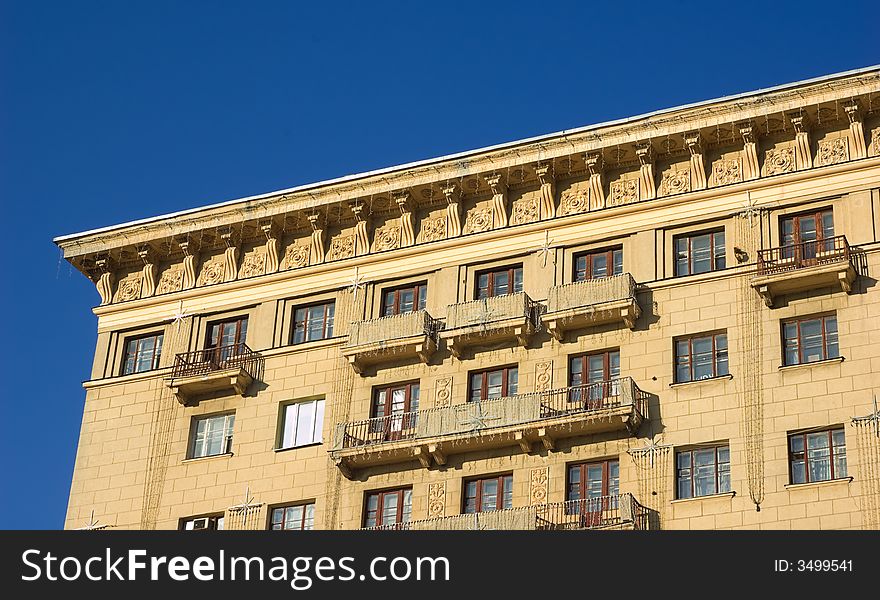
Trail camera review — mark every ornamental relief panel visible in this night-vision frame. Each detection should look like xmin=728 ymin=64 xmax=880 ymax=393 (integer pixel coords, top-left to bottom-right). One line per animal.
xmin=373 ymin=225 xmax=401 ymax=252
xmin=197 ymin=258 xmax=225 ymax=286
xmin=434 ymin=377 xmax=453 ymax=408
xmin=535 ymin=361 xmax=553 ymax=393
xmin=463 ymin=206 xmax=493 ymax=234
xmin=328 ymin=235 xmax=356 ymax=261
xmin=427 ymin=482 xmax=447 ymax=518
xmin=763 ymin=147 xmax=794 ymax=176
xmin=283 ymin=243 xmax=310 ymax=269
xmin=238 ymin=250 xmax=266 ymax=279
xmin=510 ymin=197 xmax=540 ymax=226
xmin=418 ymin=216 xmax=447 ymax=243
xmin=609 ymin=179 xmax=639 ymax=206
xmin=558 ymin=187 xmax=589 ymax=216
xmin=816 ymin=137 xmax=849 ymax=166
xmin=712 ymin=158 xmax=742 ymax=186
xmin=872 ymin=128 xmax=880 ymax=156
xmin=529 ymin=467 xmax=549 ymax=506
xmin=658 ymin=169 xmax=690 ymax=197
xmin=114 ymin=274 xmax=142 ymax=302
xmin=156 ymin=267 xmax=183 ymax=295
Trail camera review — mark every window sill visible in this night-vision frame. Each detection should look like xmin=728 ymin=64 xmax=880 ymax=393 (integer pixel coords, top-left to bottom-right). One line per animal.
xmin=778 ymin=356 xmax=844 ymax=372
xmin=669 ymin=374 xmax=733 ymax=388
xmin=273 ymin=442 xmax=323 ymax=453
xmin=182 ymin=452 xmax=234 ymax=464
xmin=670 ymin=491 xmax=736 ymax=504
xmin=784 ymin=477 xmax=853 ymax=490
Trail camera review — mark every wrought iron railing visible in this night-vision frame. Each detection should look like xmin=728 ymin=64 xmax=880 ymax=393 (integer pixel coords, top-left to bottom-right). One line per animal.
xmin=756 ymin=235 xmax=851 ymax=276
xmin=546 ymin=273 xmax=637 ymax=313
xmin=444 ymin=292 xmax=541 ymax=332
xmin=332 ymin=377 xmax=647 ymax=451
xmin=344 ymin=310 xmax=441 ymax=348
xmin=171 ymin=343 xmax=261 ymax=380
xmin=361 ymin=494 xmax=648 ymax=530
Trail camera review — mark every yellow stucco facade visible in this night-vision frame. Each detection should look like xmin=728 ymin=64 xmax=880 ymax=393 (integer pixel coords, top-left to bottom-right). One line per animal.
xmin=57 ymin=67 xmax=880 ymax=531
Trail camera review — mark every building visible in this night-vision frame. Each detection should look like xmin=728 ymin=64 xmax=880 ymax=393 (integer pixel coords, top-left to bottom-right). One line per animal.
xmin=56 ymin=67 xmax=880 ymax=531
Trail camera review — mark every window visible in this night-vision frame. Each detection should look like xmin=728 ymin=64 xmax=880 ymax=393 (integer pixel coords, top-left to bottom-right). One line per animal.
xmin=269 ymin=503 xmax=315 ymax=530
xmin=476 ymin=265 xmax=523 ymax=299
xmin=463 ymin=474 xmax=513 ymax=513
xmin=782 ymin=314 xmax=838 ymax=366
xmin=574 ymin=248 xmax=623 ymax=282
xmin=292 ymin=301 xmax=335 ymax=344
xmin=382 ymin=283 xmax=427 ymax=316
xmin=279 ymin=399 xmax=325 ymax=449
xmin=789 ymin=428 xmax=847 ymax=484
xmin=207 ymin=316 xmax=248 ymax=362
xmin=363 ymin=488 xmax=413 ymax=528
xmin=568 ymin=460 xmax=619 ymax=502
xmin=781 ymin=208 xmax=834 ymax=248
xmin=676 ymin=446 xmax=731 ymax=499
xmin=371 ymin=382 xmax=419 ymax=439
xmin=569 ymin=350 xmax=619 ymax=404
xmin=674 ymin=230 xmax=726 ymax=276
xmin=190 ymin=413 xmax=235 ymax=458
xmin=469 ymin=366 xmax=518 ymax=402
xmin=180 ymin=514 xmax=224 ymax=531
xmin=122 ymin=332 xmax=164 ymax=375
xmin=674 ymin=332 xmax=729 ymax=383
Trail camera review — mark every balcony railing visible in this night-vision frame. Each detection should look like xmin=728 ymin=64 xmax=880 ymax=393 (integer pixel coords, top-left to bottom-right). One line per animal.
xmin=361 ymin=494 xmax=649 ymax=531
xmin=169 ymin=343 xmax=260 ymax=404
xmin=441 ymin=292 xmax=541 ymax=357
xmin=342 ymin=310 xmax=441 ymax=374
xmin=331 ymin=377 xmax=648 ymax=473
xmin=752 ymin=235 xmax=856 ymax=307
xmin=545 ymin=273 xmax=641 ymax=336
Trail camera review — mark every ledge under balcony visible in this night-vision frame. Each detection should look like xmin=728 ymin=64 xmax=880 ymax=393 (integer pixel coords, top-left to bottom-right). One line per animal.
xmin=361 ymin=494 xmax=651 ymax=530
xmin=168 ymin=343 xmax=261 ymax=405
xmin=330 ymin=377 xmax=648 ymax=476
xmin=544 ymin=273 xmax=641 ymax=339
xmin=341 ymin=310 xmax=441 ymax=375
xmin=440 ymin=292 xmax=541 ymax=358
xmin=752 ymin=236 xmax=856 ymax=307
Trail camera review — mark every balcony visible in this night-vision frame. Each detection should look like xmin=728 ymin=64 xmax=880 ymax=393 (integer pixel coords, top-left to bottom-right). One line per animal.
xmin=752 ymin=236 xmax=856 ymax=307
xmin=342 ymin=310 xmax=441 ymax=375
xmin=168 ymin=343 xmax=261 ymax=405
xmin=544 ymin=273 xmax=641 ymax=339
xmin=330 ymin=377 xmax=648 ymax=475
xmin=440 ymin=293 xmax=541 ymax=358
xmin=362 ymin=494 xmax=650 ymax=530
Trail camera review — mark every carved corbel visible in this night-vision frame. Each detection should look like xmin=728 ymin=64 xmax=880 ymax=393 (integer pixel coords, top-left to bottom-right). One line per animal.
xmin=485 ymin=173 xmax=508 ymax=228
xmin=349 ymin=202 xmax=371 ymax=255
xmin=137 ymin=246 xmax=158 ymax=298
xmin=442 ymin=183 xmax=462 ymax=237
xmin=535 ymin=164 xmax=556 ymax=219
xmin=93 ymin=256 xmax=114 ymax=305
xmin=635 ymin=141 xmax=656 ymax=200
xmin=217 ymin=227 xmax=239 ymax=282
xmin=178 ymin=239 xmax=198 ymax=290
xmin=260 ymin=220 xmax=280 ymax=274
xmin=393 ymin=191 xmax=415 ymax=247
xmin=685 ymin=131 xmax=707 ymax=191
xmin=307 ymin=214 xmax=326 ymax=264
xmin=584 ymin=151 xmax=605 ymax=209
xmin=844 ymin=100 xmax=867 ymax=160
xmin=738 ymin=121 xmax=760 ymax=180
xmin=787 ymin=111 xmax=813 ymax=170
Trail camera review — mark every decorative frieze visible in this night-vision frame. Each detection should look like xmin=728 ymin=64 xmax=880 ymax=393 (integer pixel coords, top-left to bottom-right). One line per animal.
xmin=94 ymin=257 xmax=114 ymax=305
xmin=529 ymin=467 xmax=549 ymax=506
xmin=349 ymin=202 xmax=370 ymax=256
xmin=394 ymin=191 xmax=415 ymax=247
xmin=156 ymin=268 xmax=183 ymax=295
xmin=659 ymin=169 xmax=691 ymax=197
xmin=435 ymin=377 xmax=452 ymax=408
xmin=138 ymin=247 xmax=158 ymax=298
xmin=817 ymin=138 xmax=849 ymax=167
xmin=787 ymin=111 xmax=812 ymax=170
xmin=197 ymin=258 xmax=225 ymax=286
xmin=635 ymin=141 xmax=656 ymax=200
xmin=485 ymin=174 xmax=508 ymax=228
xmin=535 ymin=361 xmax=552 ymax=393
xmin=871 ymin=128 xmax=880 ymax=157
xmin=283 ymin=243 xmax=310 ymax=269
xmin=844 ymin=100 xmax=867 ymax=160
xmin=114 ymin=274 xmax=142 ymax=302
xmin=328 ymin=235 xmax=356 ymax=260
xmin=609 ymin=179 xmax=639 ymax=206
xmin=764 ymin=147 xmax=795 ymax=176
xmin=510 ymin=197 xmax=540 ymax=226
xmin=535 ymin=164 xmax=556 ymax=219
xmin=308 ymin=214 xmax=326 ymax=265
xmin=238 ymin=250 xmax=266 ymax=279
xmin=712 ymin=158 xmax=742 ymax=186
xmin=558 ymin=187 xmax=590 ymax=216
xmin=442 ymin=183 xmax=462 ymax=238
xmin=463 ymin=206 xmax=493 ymax=234
xmin=372 ymin=225 xmax=401 ymax=252
xmin=584 ymin=152 xmax=605 ymax=209
xmin=738 ymin=121 xmax=760 ymax=181
xmin=685 ymin=131 xmax=707 ymax=190
xmin=418 ymin=216 xmax=447 ymax=243
xmin=261 ymin=221 xmax=280 ymax=274
xmin=427 ymin=482 xmax=446 ymax=518
xmin=219 ymin=229 xmax=239 ymax=283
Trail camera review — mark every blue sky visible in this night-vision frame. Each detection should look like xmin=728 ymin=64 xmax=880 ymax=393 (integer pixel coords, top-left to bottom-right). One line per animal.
xmin=0 ymin=0 xmax=874 ymax=529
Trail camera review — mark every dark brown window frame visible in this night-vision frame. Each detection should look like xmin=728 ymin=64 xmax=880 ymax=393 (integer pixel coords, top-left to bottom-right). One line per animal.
xmin=781 ymin=313 xmax=839 ymax=366
xmin=381 ymin=281 xmax=428 ymax=316
xmin=463 ymin=473 xmax=514 ymax=513
xmin=475 ymin=264 xmax=523 ymax=299
xmin=673 ymin=331 xmax=729 ymax=383
xmin=566 ymin=459 xmax=620 ymax=500
xmin=469 ymin=365 xmax=518 ymax=402
xmin=573 ymin=247 xmax=623 ymax=282
xmin=675 ymin=445 xmax=731 ymax=499
xmin=291 ymin=301 xmax=335 ymax=345
xmin=780 ymin=207 xmax=834 ymax=245
xmin=206 ymin=315 xmax=248 ymax=349
xmin=788 ymin=428 xmax=847 ymax=484
xmin=568 ymin=350 xmax=620 ymax=386
xmin=363 ymin=487 xmax=413 ymax=528
xmin=121 ymin=331 xmax=164 ymax=375
xmin=268 ymin=502 xmax=315 ymax=531
xmin=371 ymin=381 xmax=421 ymax=418
xmin=673 ymin=229 xmax=726 ymax=277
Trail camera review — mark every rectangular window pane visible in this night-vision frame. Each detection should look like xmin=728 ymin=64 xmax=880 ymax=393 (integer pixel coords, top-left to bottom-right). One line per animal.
xmin=295 ymin=401 xmax=316 ymax=446
xmin=691 ymin=234 xmax=712 ymax=274
xmin=675 ymin=237 xmax=689 ymax=276
xmin=714 ymin=232 xmax=726 ymax=270
xmin=281 ymin=404 xmax=298 ymax=449
xmin=513 ymin=268 xmax=523 ymax=293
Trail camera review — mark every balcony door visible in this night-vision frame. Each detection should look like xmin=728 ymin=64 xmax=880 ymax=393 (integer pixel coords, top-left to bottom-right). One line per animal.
xmin=207 ymin=317 xmax=248 ymax=363
xmin=371 ymin=382 xmax=419 ymax=441
xmin=780 ymin=209 xmax=834 ymax=262
xmin=567 ymin=459 xmax=619 ymax=527
xmin=569 ymin=350 xmax=620 ymax=408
